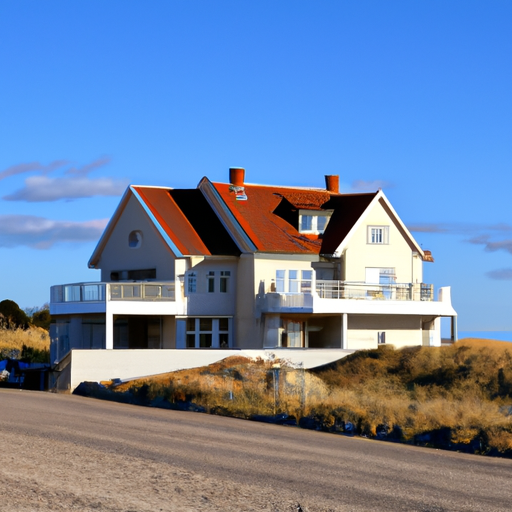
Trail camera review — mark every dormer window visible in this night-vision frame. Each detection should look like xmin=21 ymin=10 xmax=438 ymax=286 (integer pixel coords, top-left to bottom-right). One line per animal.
xmin=299 ymin=210 xmax=332 ymax=234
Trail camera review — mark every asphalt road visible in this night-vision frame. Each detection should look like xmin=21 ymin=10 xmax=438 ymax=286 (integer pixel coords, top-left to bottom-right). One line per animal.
xmin=1 ymin=389 xmax=511 ymax=511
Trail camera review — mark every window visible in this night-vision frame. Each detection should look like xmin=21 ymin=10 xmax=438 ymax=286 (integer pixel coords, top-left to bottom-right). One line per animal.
xmin=220 ymin=271 xmax=230 ymax=293
xmin=301 ymin=270 xmax=312 ymax=293
xmin=288 ymin=270 xmax=299 ymax=293
xmin=110 ymin=269 xmax=156 ymax=281
xmin=219 ymin=318 xmax=229 ymax=348
xmin=299 ymin=210 xmax=332 ymax=234
xmin=207 ymin=271 xmax=215 ymax=293
xmin=378 ymin=332 xmax=386 ymax=344
xmin=276 ymin=270 xmax=285 ymax=293
xmin=316 ymin=215 xmax=329 ymax=232
xmin=372 ymin=228 xmax=383 ymax=244
xmin=185 ymin=318 xmax=230 ymax=348
xmin=300 ymin=215 xmax=313 ymax=232
xmin=128 ymin=230 xmax=143 ymax=248
xmin=365 ymin=268 xmax=396 ymax=284
xmin=367 ymin=226 xmax=389 ymax=244
xmin=187 ymin=272 xmax=197 ymax=293
xmin=275 ymin=269 xmax=313 ymax=294
xmin=199 ymin=318 xmax=213 ymax=347
xmin=281 ymin=319 xmax=303 ymax=348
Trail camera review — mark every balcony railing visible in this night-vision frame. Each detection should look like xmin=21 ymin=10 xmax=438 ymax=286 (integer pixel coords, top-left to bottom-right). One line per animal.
xmin=315 ymin=280 xmax=433 ymax=301
xmin=51 ymin=281 xmax=176 ymax=304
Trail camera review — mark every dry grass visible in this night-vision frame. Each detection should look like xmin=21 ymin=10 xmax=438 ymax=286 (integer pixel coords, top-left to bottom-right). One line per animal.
xmin=0 ymin=326 xmax=50 ymax=358
xmin=308 ymin=339 xmax=512 ymax=450
xmin=100 ymin=339 xmax=512 ymax=456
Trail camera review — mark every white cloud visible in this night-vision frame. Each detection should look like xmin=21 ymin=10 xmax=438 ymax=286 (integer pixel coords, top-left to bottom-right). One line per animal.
xmin=4 ymin=175 xmax=129 ymax=202
xmin=467 ymin=236 xmax=512 ymax=255
xmin=1 ymin=156 xmax=129 ymax=202
xmin=64 ymin=156 xmax=112 ymax=177
xmin=0 ymin=215 xmax=108 ymax=249
xmin=408 ymin=223 xmax=512 ymax=235
xmin=0 ymin=160 xmax=70 ymax=181
xmin=486 ymin=268 xmax=512 ymax=280
xmin=351 ymin=179 xmax=394 ymax=192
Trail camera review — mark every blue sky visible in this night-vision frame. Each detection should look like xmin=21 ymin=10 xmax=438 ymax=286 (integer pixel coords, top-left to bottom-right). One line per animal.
xmin=0 ymin=1 xmax=511 ymax=332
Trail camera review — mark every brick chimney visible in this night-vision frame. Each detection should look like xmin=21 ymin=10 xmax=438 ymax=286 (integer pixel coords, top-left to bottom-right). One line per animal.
xmin=325 ymin=175 xmax=339 ymax=193
xmin=229 ymin=167 xmax=245 ymax=187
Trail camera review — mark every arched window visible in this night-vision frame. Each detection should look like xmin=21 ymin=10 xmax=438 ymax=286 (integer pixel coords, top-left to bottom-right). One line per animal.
xmin=128 ymin=230 xmax=143 ymax=248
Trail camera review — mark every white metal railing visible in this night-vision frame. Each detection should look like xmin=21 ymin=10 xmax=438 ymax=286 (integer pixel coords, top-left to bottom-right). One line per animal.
xmin=51 ymin=281 xmax=176 ymax=304
xmin=315 ymin=280 xmax=433 ymax=301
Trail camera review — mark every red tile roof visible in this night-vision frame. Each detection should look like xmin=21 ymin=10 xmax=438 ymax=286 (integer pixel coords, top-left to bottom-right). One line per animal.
xmin=212 ymin=182 xmax=376 ymax=254
xmin=133 ymin=186 xmax=241 ymax=256
xmin=132 ymin=181 xmax=378 ymax=257
xmin=133 ymin=186 xmax=212 ymax=256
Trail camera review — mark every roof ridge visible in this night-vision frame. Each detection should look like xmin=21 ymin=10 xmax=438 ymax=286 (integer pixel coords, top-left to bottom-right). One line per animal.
xmin=212 ymin=181 xmax=329 ymax=191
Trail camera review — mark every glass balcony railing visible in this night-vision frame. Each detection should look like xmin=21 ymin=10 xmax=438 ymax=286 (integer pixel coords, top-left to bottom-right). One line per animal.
xmin=51 ymin=282 xmax=176 ymax=304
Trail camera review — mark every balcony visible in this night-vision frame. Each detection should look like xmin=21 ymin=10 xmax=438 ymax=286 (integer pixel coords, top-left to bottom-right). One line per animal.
xmin=50 ymin=281 xmax=182 ymax=316
xmin=51 ymin=282 xmax=176 ymax=303
xmin=258 ymin=280 xmax=455 ymax=317
xmin=315 ymin=280 xmax=433 ymax=301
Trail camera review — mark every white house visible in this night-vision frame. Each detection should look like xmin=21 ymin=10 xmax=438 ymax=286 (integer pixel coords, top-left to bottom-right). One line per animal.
xmin=50 ymin=168 xmax=457 ymax=390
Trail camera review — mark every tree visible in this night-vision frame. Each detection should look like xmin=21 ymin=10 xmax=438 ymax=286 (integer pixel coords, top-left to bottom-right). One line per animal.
xmin=31 ymin=305 xmax=51 ymax=330
xmin=0 ymin=299 xmax=29 ymax=330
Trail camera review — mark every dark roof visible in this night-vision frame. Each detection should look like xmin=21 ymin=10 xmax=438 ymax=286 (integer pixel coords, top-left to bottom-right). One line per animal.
xmin=320 ymin=193 xmax=377 ymax=254
xmin=169 ymin=189 xmax=240 ymax=255
xmin=133 ymin=186 xmax=240 ymax=256
xmin=133 ymin=186 xmax=210 ymax=256
xmin=211 ymin=182 xmax=377 ymax=255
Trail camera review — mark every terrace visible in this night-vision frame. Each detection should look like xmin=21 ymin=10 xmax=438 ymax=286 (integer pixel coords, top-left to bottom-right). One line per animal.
xmin=50 ymin=281 xmax=182 ymax=316
xmin=259 ymin=279 xmax=455 ymax=317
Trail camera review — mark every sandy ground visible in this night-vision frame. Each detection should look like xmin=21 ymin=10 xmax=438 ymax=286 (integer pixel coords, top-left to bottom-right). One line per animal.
xmin=0 ymin=429 xmax=329 ymax=512
xmin=1 ymin=390 xmax=512 ymax=511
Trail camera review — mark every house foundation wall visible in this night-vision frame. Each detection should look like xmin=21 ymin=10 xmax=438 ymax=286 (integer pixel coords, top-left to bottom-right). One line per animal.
xmin=52 ymin=348 xmax=355 ymax=393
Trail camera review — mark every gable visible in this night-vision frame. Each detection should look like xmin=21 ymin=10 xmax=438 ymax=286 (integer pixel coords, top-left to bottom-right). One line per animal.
xmin=90 ymin=193 xmax=178 ymax=281
xmin=330 ymin=191 xmax=425 ymax=259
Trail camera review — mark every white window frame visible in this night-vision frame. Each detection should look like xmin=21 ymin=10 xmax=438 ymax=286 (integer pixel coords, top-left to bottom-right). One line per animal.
xmin=207 ymin=271 xmax=215 ymax=293
xmin=187 ymin=272 xmax=197 ymax=294
xmin=367 ymin=225 xmax=389 ymax=244
xmin=288 ymin=270 xmax=299 ymax=293
xmin=185 ymin=317 xmax=231 ymax=349
xmin=220 ymin=271 xmax=230 ymax=293
xmin=275 ymin=269 xmax=313 ymax=294
xmin=301 ymin=270 xmax=312 ymax=293
xmin=276 ymin=270 xmax=286 ymax=293
xmin=298 ymin=210 xmax=333 ymax=235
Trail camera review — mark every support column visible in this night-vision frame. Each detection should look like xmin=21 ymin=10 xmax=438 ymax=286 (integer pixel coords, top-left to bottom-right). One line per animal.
xmin=105 ymin=302 xmax=114 ymax=350
xmin=341 ymin=313 xmax=348 ymax=349
xmin=451 ymin=316 xmax=458 ymax=342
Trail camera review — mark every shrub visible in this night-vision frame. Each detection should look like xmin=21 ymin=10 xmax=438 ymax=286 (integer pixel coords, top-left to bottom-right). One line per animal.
xmin=0 ymin=299 xmax=29 ymax=330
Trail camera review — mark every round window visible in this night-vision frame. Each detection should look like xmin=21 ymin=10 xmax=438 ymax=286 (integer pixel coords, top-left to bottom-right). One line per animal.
xmin=128 ymin=230 xmax=142 ymax=248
